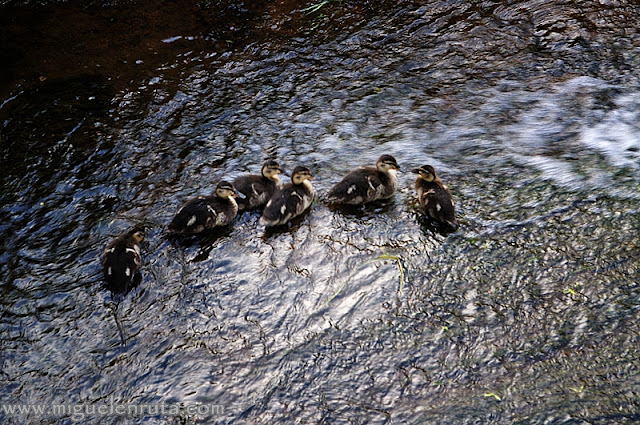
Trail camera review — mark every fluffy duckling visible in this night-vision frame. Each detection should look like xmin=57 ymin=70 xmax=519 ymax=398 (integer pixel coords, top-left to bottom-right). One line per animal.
xmin=233 ymin=160 xmax=283 ymax=210
xmin=168 ymin=181 xmax=238 ymax=234
xmin=412 ymin=164 xmax=458 ymax=231
xmin=102 ymin=226 xmax=145 ymax=294
xmin=260 ymin=166 xmax=314 ymax=227
xmin=326 ymin=154 xmax=400 ymax=205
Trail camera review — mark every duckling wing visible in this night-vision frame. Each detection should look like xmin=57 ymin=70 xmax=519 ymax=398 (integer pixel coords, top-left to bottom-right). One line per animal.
xmin=260 ymin=190 xmax=294 ymax=226
xmin=233 ymin=174 xmax=259 ymax=196
xmin=260 ymin=185 xmax=311 ymax=226
xmin=364 ymin=172 xmax=393 ymax=201
xmin=102 ymin=238 xmax=141 ymax=293
xmin=290 ymin=184 xmax=314 ymax=215
xmin=233 ymin=175 xmax=258 ymax=209
xmin=233 ymin=175 xmax=275 ymax=210
xmin=168 ymin=197 xmax=217 ymax=233
xmin=326 ymin=168 xmax=375 ymax=204
xmin=421 ymin=184 xmax=457 ymax=229
xmin=208 ymin=196 xmax=238 ymax=226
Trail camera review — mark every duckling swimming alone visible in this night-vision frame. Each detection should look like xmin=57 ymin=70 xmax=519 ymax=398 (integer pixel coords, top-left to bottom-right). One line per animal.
xmin=412 ymin=164 xmax=458 ymax=231
xmin=259 ymin=166 xmax=314 ymax=227
xmin=168 ymin=181 xmax=238 ymax=234
xmin=102 ymin=226 xmax=145 ymax=294
xmin=326 ymin=154 xmax=400 ymax=205
xmin=233 ymin=160 xmax=283 ymax=211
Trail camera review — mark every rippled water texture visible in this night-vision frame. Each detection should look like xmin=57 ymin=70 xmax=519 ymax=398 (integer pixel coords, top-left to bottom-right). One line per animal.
xmin=1 ymin=0 xmax=640 ymax=424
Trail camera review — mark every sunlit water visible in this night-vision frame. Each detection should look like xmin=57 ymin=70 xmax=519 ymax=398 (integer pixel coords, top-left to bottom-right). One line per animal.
xmin=1 ymin=1 xmax=639 ymax=424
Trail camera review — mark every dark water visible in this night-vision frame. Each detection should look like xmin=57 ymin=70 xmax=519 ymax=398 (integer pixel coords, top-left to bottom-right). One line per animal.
xmin=1 ymin=0 xmax=640 ymax=424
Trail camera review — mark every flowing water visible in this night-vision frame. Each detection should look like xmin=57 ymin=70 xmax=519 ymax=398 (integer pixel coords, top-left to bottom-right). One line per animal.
xmin=1 ymin=0 xmax=639 ymax=424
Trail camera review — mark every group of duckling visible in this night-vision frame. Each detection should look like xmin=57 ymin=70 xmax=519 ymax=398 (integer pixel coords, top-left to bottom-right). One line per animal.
xmin=102 ymin=155 xmax=458 ymax=294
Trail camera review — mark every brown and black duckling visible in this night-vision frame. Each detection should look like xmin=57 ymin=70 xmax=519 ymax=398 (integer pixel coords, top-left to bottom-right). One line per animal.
xmin=102 ymin=226 xmax=145 ymax=294
xmin=326 ymin=154 xmax=400 ymax=205
xmin=259 ymin=166 xmax=314 ymax=227
xmin=168 ymin=181 xmax=238 ymax=234
xmin=233 ymin=160 xmax=283 ymax=211
xmin=412 ymin=164 xmax=458 ymax=231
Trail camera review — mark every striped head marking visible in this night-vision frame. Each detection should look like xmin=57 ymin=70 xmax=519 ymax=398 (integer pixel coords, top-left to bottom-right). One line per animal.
xmin=291 ymin=166 xmax=313 ymax=185
xmin=377 ymin=154 xmax=399 ymax=172
xmin=412 ymin=165 xmax=436 ymax=182
xmin=216 ymin=181 xmax=238 ymax=199
xmin=262 ymin=160 xmax=283 ymax=180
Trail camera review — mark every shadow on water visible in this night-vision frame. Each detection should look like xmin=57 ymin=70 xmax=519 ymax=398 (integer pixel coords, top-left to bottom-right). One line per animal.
xmin=260 ymin=206 xmax=315 ymax=239
xmin=326 ymin=197 xmax=398 ymax=217
xmin=414 ymin=212 xmax=460 ymax=237
xmin=0 ymin=75 xmax=112 ymax=183
xmin=2 ymin=0 xmax=640 ymax=424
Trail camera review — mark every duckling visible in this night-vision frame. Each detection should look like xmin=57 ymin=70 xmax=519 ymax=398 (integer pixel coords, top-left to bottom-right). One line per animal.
xmin=101 ymin=226 xmax=145 ymax=294
xmin=168 ymin=181 xmax=238 ymax=234
xmin=233 ymin=160 xmax=283 ymax=211
xmin=259 ymin=166 xmax=314 ymax=227
xmin=412 ymin=164 xmax=458 ymax=231
xmin=326 ymin=154 xmax=400 ymax=205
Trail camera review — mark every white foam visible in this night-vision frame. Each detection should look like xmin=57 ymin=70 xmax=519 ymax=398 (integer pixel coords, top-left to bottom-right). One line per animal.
xmin=581 ymin=93 xmax=640 ymax=169
xmin=520 ymin=155 xmax=584 ymax=189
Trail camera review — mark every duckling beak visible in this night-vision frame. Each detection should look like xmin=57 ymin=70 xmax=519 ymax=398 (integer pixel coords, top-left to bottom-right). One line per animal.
xmin=410 ymin=168 xmax=421 ymax=174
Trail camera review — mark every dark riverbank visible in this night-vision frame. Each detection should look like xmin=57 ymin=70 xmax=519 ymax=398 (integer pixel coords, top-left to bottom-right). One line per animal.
xmin=1 ymin=0 xmax=402 ymax=100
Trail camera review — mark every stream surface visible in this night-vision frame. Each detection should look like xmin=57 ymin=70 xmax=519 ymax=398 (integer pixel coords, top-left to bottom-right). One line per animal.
xmin=1 ymin=0 xmax=640 ymax=424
